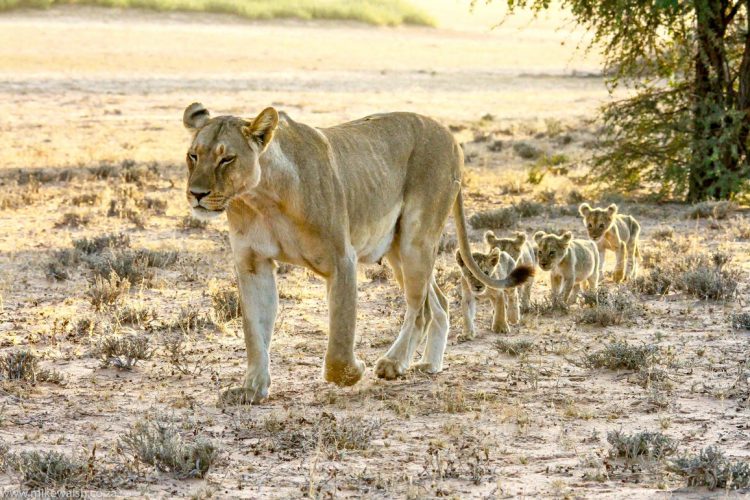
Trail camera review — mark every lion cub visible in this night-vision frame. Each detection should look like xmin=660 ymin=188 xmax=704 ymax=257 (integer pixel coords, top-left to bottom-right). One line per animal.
xmin=485 ymin=231 xmax=537 ymax=310
xmin=455 ymin=248 xmax=520 ymax=339
xmin=533 ymin=231 xmax=600 ymax=304
xmin=578 ymin=203 xmax=641 ymax=282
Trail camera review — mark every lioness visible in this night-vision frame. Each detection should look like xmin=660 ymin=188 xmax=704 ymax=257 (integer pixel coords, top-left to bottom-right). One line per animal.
xmin=534 ymin=230 xmax=599 ymax=304
xmin=182 ymin=104 xmax=533 ymax=403
xmin=456 ymin=248 xmax=520 ymax=338
xmin=578 ymin=203 xmax=641 ymax=282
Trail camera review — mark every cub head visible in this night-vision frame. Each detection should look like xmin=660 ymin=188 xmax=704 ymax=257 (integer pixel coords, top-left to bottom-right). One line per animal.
xmin=533 ymin=231 xmax=572 ymax=271
xmin=455 ymin=248 xmax=500 ymax=294
xmin=579 ymin=203 xmax=618 ymax=240
xmin=485 ymin=231 xmax=527 ymax=259
xmin=183 ymin=103 xmax=279 ymax=220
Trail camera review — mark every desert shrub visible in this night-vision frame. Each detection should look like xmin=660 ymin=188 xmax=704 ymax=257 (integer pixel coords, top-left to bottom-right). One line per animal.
xmin=527 ymin=296 xmax=570 ymax=316
xmin=317 ymin=413 xmax=381 ymax=459
xmin=731 ymin=312 xmax=750 ymax=330
xmin=679 ymin=266 xmax=741 ymax=301
xmin=88 ymin=273 xmax=131 ymax=310
xmin=108 ymin=186 xmax=146 ymax=228
xmin=514 ymin=199 xmax=545 ymax=217
xmin=432 ymin=385 xmax=471 ymax=414
xmin=10 ymin=450 xmax=88 ymax=490
xmin=607 ymin=430 xmax=677 ymax=461
xmin=0 ymin=350 xmax=39 ymax=382
xmin=585 ymin=342 xmax=657 ymax=371
xmin=469 ymin=207 xmax=518 ymax=230
xmin=161 ymin=333 xmax=203 ymax=375
xmin=629 ymin=268 xmax=672 ymax=295
xmin=141 ymin=196 xmax=167 ymax=214
xmin=438 ymin=233 xmax=457 ymax=254
xmin=166 ymin=306 xmax=212 ymax=334
xmin=96 ymin=333 xmax=153 ymax=370
xmin=209 ymin=282 xmax=241 ymax=323
xmin=90 ymin=249 xmax=176 ymax=284
xmin=365 ymin=264 xmax=391 ymax=282
xmin=55 ymin=212 xmax=91 ymax=228
xmin=179 ymin=215 xmax=209 ymax=230
xmin=69 ymin=192 xmax=101 ymax=206
xmin=536 ymin=189 xmax=558 ymax=204
xmin=513 ymin=141 xmax=543 ymax=160
xmin=688 ymin=200 xmax=736 ymax=220
xmin=651 ymin=225 xmax=675 ymax=239
xmin=565 ymin=189 xmax=586 ymax=205
xmin=119 ymin=417 xmax=217 ymax=479
xmin=0 ymin=179 xmax=42 ymax=210
xmin=114 ymin=303 xmax=156 ymax=328
xmin=73 ymin=233 xmax=130 ymax=255
xmin=45 ymin=248 xmax=82 ymax=281
xmin=669 ymin=446 xmax=750 ymax=490
xmin=494 ymin=338 xmax=535 ymax=356
xmin=578 ymin=286 xmax=640 ymax=327
xmin=728 ymin=216 xmax=750 ymax=240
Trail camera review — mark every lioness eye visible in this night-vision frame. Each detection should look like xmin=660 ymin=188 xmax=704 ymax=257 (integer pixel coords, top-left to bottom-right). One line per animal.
xmin=218 ymin=156 xmax=236 ymax=167
xmin=188 ymin=153 xmax=197 ymax=162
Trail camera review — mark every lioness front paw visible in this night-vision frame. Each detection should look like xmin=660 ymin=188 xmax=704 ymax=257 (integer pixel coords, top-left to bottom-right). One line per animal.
xmin=324 ymin=357 xmax=365 ymax=387
xmin=458 ymin=328 xmax=476 ymax=342
xmin=492 ymin=323 xmax=510 ymax=334
xmin=374 ymin=357 xmax=406 ymax=380
xmin=220 ymin=366 xmax=271 ymax=405
xmin=412 ymin=361 xmax=442 ymax=374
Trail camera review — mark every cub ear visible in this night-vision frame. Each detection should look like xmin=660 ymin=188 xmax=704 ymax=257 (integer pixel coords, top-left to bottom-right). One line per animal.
xmin=578 ymin=203 xmax=592 ymax=217
xmin=607 ymin=203 xmax=618 ymax=216
xmin=514 ymin=231 xmax=527 ymax=244
xmin=488 ymin=247 xmax=500 ymax=266
xmin=242 ymin=107 xmax=279 ymax=151
xmin=561 ymin=231 xmax=573 ymax=244
xmin=533 ymin=231 xmax=545 ymax=244
xmin=183 ymin=102 xmax=210 ymax=131
xmin=455 ymin=249 xmax=464 ymax=266
xmin=484 ymin=231 xmax=498 ymax=246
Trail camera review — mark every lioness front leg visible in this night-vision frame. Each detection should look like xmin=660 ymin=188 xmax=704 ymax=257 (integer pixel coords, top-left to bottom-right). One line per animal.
xmin=324 ymin=249 xmax=365 ymax=386
xmin=223 ymin=257 xmax=277 ymax=405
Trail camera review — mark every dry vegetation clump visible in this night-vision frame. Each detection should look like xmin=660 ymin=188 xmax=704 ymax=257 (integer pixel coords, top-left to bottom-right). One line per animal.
xmin=73 ymin=233 xmax=130 ymax=255
xmin=669 ymin=446 xmax=750 ymax=490
xmin=527 ymin=295 xmax=570 ymax=316
xmin=437 ymin=233 xmax=457 ymax=254
xmin=365 ymin=263 xmax=392 ymax=282
xmin=179 ymin=214 xmax=209 ymax=230
xmin=431 ymin=385 xmax=472 ymax=414
xmin=607 ymin=430 xmax=677 ymax=461
xmin=513 ymin=199 xmax=545 ymax=217
xmin=585 ymin=342 xmax=658 ymax=371
xmin=469 ymin=207 xmax=518 ymax=230
xmin=578 ymin=286 xmax=640 ymax=327
xmin=0 ymin=179 xmax=42 ymax=210
xmin=7 ymin=449 xmax=89 ymax=490
xmin=513 ymin=141 xmax=543 ymax=160
xmin=0 ymin=350 xmax=62 ymax=385
xmin=88 ymin=273 xmax=131 ymax=310
xmin=731 ymin=312 xmax=750 ymax=330
xmin=55 ymin=212 xmax=91 ymax=228
xmin=114 ymin=303 xmax=156 ymax=329
xmin=679 ymin=265 xmax=741 ymax=301
xmin=687 ymin=200 xmax=736 ymax=220
xmin=425 ymin=435 xmax=493 ymax=485
xmin=96 ymin=333 xmax=153 ymax=370
xmin=316 ymin=413 xmax=381 ymax=460
xmin=165 ymin=306 xmax=213 ymax=335
xmin=161 ymin=332 xmax=203 ymax=375
xmin=119 ymin=416 xmax=218 ymax=479
xmin=727 ymin=216 xmax=750 ymax=240
xmin=69 ymin=192 xmax=101 ymax=207
xmin=629 ymin=268 xmax=672 ymax=296
xmin=89 ymin=248 xmax=177 ymax=285
xmin=208 ymin=281 xmax=241 ymax=323
xmin=45 ymin=248 xmax=83 ymax=281
xmin=494 ymin=338 xmax=535 ymax=356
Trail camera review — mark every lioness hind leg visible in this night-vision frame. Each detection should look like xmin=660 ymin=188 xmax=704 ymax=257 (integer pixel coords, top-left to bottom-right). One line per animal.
xmin=414 ymin=279 xmax=449 ymax=374
xmin=375 ymin=245 xmax=431 ymax=380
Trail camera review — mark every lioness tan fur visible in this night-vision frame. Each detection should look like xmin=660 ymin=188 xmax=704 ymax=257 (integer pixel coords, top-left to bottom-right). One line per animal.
xmin=456 ymin=248 xmax=520 ymax=338
xmin=182 ymin=104 xmax=533 ymax=403
xmin=534 ymin=231 xmax=599 ymax=304
xmin=578 ymin=203 xmax=641 ymax=282
xmin=485 ymin=230 xmax=537 ymax=310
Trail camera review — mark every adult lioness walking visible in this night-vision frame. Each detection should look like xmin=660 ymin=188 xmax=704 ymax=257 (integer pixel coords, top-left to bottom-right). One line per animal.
xmin=182 ymin=104 xmax=532 ymax=403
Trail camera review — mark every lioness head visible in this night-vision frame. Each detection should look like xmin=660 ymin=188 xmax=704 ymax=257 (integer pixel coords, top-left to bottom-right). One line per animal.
xmin=183 ymin=103 xmax=279 ymax=220
xmin=485 ymin=231 xmax=527 ymax=259
xmin=455 ymin=248 xmax=500 ymax=294
xmin=579 ymin=203 xmax=618 ymax=240
xmin=533 ymin=231 xmax=572 ymax=271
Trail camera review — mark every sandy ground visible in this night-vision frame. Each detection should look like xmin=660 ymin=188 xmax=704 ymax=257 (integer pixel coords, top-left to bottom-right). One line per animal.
xmin=0 ymin=5 xmax=749 ymax=499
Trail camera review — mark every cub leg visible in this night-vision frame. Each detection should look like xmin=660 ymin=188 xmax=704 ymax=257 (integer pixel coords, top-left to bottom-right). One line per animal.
xmin=491 ymin=292 xmax=509 ymax=334
xmin=507 ymin=288 xmax=520 ymax=325
xmin=550 ymin=274 xmax=563 ymax=303
xmin=561 ymin=277 xmax=576 ymax=304
xmin=597 ymin=240 xmax=607 ymax=281
xmin=459 ymin=279 xmax=477 ymax=340
xmin=613 ymin=241 xmax=627 ymax=283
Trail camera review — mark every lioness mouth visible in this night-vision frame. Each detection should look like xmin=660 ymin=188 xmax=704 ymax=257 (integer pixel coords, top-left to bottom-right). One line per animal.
xmin=191 ymin=206 xmax=224 ymax=221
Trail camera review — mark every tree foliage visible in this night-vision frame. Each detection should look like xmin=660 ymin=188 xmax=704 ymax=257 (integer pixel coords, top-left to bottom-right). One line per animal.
xmin=495 ymin=0 xmax=750 ymax=201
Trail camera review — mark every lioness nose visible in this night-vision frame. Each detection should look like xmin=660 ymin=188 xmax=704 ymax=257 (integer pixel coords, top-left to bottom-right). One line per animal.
xmin=190 ymin=189 xmax=210 ymax=202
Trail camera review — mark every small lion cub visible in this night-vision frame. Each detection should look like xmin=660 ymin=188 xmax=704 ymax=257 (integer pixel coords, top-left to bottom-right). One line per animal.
xmin=578 ymin=203 xmax=641 ymax=282
xmin=533 ymin=231 xmax=600 ymax=304
xmin=485 ymin=231 xmax=537 ymax=310
xmin=455 ymin=248 xmax=520 ymax=339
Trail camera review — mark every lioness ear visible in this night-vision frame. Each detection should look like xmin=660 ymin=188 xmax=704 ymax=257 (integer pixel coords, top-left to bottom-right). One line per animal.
xmin=607 ymin=203 xmax=618 ymax=216
xmin=579 ymin=203 xmax=591 ymax=217
xmin=455 ymin=249 xmax=464 ymax=266
xmin=183 ymin=102 xmax=210 ymax=131
xmin=533 ymin=231 xmax=545 ymax=244
xmin=515 ymin=232 xmax=527 ymax=244
xmin=242 ymin=107 xmax=279 ymax=151
xmin=484 ymin=231 xmax=498 ymax=246
xmin=561 ymin=231 xmax=573 ymax=244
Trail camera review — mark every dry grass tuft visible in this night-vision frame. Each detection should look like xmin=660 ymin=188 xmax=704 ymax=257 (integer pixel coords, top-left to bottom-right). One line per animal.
xmin=208 ymin=281 xmax=241 ymax=323
xmin=494 ymin=338 xmax=535 ymax=356
xmin=73 ymin=233 xmax=130 ymax=255
xmin=88 ymin=273 xmax=131 ymax=310
xmin=607 ymin=430 xmax=677 ymax=461
xmin=513 ymin=141 xmax=543 ymax=160
xmin=469 ymin=207 xmax=518 ymax=230
xmin=365 ymin=264 xmax=392 ymax=282
xmin=9 ymin=450 xmax=89 ymax=490
xmin=669 ymin=446 xmax=750 ymax=490
xmin=55 ymin=212 xmax=91 ymax=228
xmin=731 ymin=312 xmax=750 ymax=330
xmin=96 ymin=333 xmax=154 ymax=370
xmin=585 ymin=342 xmax=658 ymax=371
xmin=688 ymin=200 xmax=736 ymax=220
xmin=578 ymin=286 xmax=640 ymax=327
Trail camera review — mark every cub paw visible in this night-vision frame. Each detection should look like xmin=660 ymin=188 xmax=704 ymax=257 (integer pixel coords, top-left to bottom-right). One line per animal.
xmin=324 ymin=357 xmax=365 ymax=387
xmin=374 ymin=357 xmax=405 ymax=380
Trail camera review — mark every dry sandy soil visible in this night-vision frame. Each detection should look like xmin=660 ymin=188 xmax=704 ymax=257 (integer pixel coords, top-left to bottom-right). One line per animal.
xmin=0 ymin=5 xmax=749 ymax=499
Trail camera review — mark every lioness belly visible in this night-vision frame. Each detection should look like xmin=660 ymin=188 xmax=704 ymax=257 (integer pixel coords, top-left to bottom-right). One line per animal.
xmin=354 ymin=204 xmax=402 ymax=264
